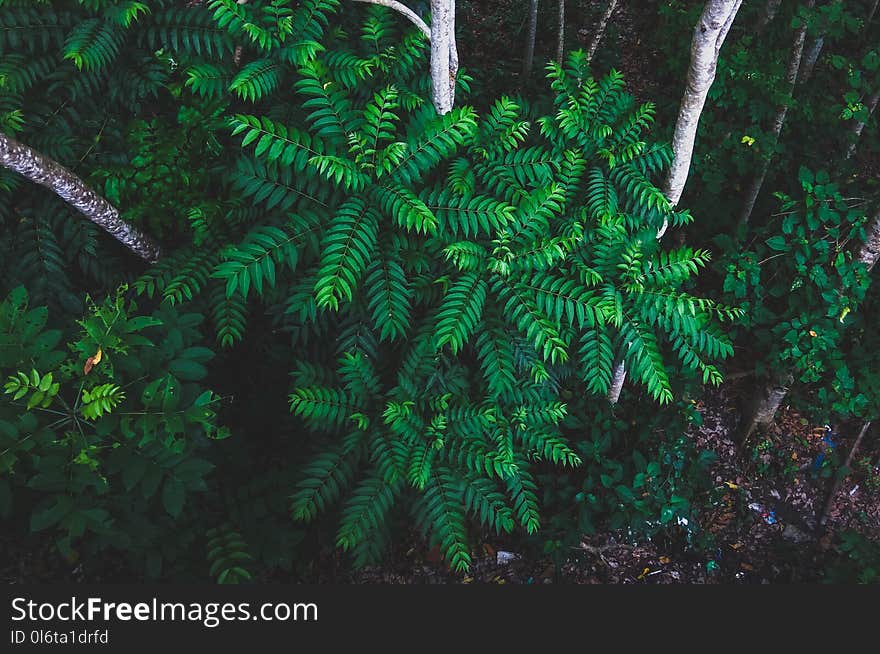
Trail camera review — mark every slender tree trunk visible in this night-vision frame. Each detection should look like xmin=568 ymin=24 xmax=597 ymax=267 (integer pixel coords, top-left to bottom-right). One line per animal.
xmin=430 ymin=0 xmax=456 ymax=114
xmin=0 ymin=131 xmax=161 ymax=262
xmin=606 ymin=361 xmax=627 ymax=404
xmin=232 ymin=0 xmax=249 ymax=66
xmin=857 ymin=207 xmax=880 ymax=271
xmin=799 ymin=34 xmax=825 ymax=83
xmin=736 ymin=372 xmax=793 ymax=448
xmin=662 ymin=0 xmax=742 ymax=215
xmin=523 ymin=0 xmax=540 ymax=81
xmin=844 ymin=88 xmax=880 ymax=160
xmin=869 ymin=0 xmax=879 ymax=24
xmin=353 ymin=1 xmax=451 ymax=112
xmin=737 ymin=206 xmax=880 ymax=441
xmin=755 ymin=0 xmax=783 ymax=33
xmin=557 ymin=0 xmax=565 ymax=63
xmin=738 ymin=0 xmax=813 ymax=228
xmin=818 ymin=421 xmax=872 ymax=527
xmin=607 ymin=1 xmax=740 ymax=403
xmin=586 ymin=0 xmax=619 ymax=64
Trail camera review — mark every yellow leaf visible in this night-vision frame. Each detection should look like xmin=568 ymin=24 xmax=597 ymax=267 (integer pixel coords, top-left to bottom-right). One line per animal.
xmin=83 ymin=348 xmax=103 ymax=375
xmin=809 ymin=330 xmax=817 ymax=338
xmin=637 ymin=567 xmax=650 ymax=580
xmin=659 ymin=556 xmax=671 ymax=565
xmin=724 ymin=481 xmax=739 ymax=490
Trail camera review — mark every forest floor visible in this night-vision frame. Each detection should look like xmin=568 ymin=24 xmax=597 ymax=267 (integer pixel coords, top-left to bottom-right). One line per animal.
xmin=3 ymin=383 xmax=877 ymax=584
xmin=329 ymin=384 xmax=880 ymax=584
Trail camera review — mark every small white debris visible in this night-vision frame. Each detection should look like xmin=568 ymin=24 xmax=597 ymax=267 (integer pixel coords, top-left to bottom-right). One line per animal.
xmin=496 ymin=551 xmax=519 ymax=565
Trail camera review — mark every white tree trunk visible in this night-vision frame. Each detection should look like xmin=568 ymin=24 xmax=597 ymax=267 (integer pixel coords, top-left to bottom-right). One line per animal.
xmin=232 ymin=0 xmax=249 ymax=66
xmin=738 ymin=0 xmax=813 ymax=228
xmin=857 ymin=208 xmax=880 ymax=272
xmin=586 ymin=0 xmax=619 ymax=64
xmin=799 ymin=34 xmax=824 ymax=83
xmin=523 ymin=0 xmax=540 ymax=81
xmin=430 ymin=0 xmax=456 ymax=114
xmin=606 ymin=360 xmax=627 ymax=404
xmin=0 ymin=131 xmax=161 ymax=262
xmin=352 ymin=1 xmax=452 ymax=113
xmin=737 ymin=373 xmax=793 ymax=447
xmin=662 ymin=0 xmax=742 ymax=213
xmin=607 ymin=0 xmax=740 ymax=403
xmin=557 ymin=0 xmax=565 ymax=63
xmin=844 ymin=88 xmax=880 ymax=160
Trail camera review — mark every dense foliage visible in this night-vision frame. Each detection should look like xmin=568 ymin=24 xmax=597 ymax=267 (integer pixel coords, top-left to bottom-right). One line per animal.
xmin=1 ymin=0 xmax=878 ymax=582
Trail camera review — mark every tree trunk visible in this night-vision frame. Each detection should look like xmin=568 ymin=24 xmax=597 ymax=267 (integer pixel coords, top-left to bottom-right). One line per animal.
xmin=818 ymin=421 xmax=872 ymax=527
xmin=869 ymin=0 xmax=879 ymax=24
xmin=0 ymin=131 xmax=161 ymax=262
xmin=523 ymin=0 xmax=540 ymax=81
xmin=844 ymin=88 xmax=880 ymax=160
xmin=662 ymin=0 xmax=742 ymax=214
xmin=738 ymin=0 xmax=814 ymax=228
xmin=586 ymin=0 xmax=619 ymax=64
xmin=608 ymin=0 xmax=740 ymax=402
xmin=799 ymin=34 xmax=824 ymax=83
xmin=857 ymin=207 xmax=880 ymax=271
xmin=737 ymin=373 xmax=794 ymax=448
xmin=557 ymin=0 xmax=565 ymax=63
xmin=606 ymin=360 xmax=627 ymax=404
xmin=232 ymin=0 xmax=249 ymax=66
xmin=430 ymin=0 xmax=456 ymax=114
xmin=755 ymin=0 xmax=782 ymax=33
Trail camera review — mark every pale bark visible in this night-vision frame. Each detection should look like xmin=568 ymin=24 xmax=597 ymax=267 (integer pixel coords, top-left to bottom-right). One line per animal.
xmin=844 ymin=88 xmax=880 ymax=160
xmin=0 ymin=131 xmax=161 ymax=262
xmin=869 ymin=0 xmax=879 ymax=24
xmin=232 ymin=0 xmax=249 ymax=66
xmin=557 ymin=0 xmax=565 ymax=63
xmin=352 ymin=0 xmax=431 ymax=37
xmin=430 ymin=0 xmax=456 ymax=114
xmin=819 ymin=421 xmax=872 ymax=527
xmin=755 ymin=0 xmax=782 ymax=33
xmin=607 ymin=0 xmax=740 ymax=402
xmin=523 ymin=0 xmax=540 ymax=81
xmin=737 ymin=373 xmax=793 ymax=448
xmin=661 ymin=0 xmax=742 ymax=225
xmin=799 ymin=34 xmax=824 ymax=83
xmin=606 ymin=360 xmax=627 ymax=404
xmin=586 ymin=0 xmax=619 ymax=64
xmin=857 ymin=207 xmax=880 ymax=271
xmin=738 ymin=0 xmax=813 ymax=228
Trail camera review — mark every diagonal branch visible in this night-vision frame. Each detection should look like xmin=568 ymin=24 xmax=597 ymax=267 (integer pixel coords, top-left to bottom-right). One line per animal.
xmin=586 ymin=0 xmax=619 ymax=64
xmin=0 ymin=131 xmax=161 ymax=263
xmin=351 ymin=0 xmax=431 ymax=38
